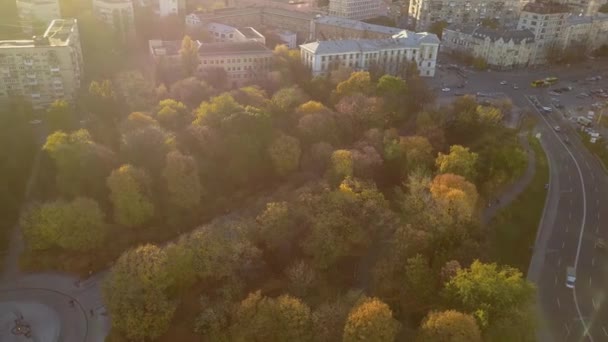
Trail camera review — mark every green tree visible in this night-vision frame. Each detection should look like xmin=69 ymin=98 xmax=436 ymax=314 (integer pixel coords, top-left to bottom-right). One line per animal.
xmin=113 ymin=70 xmax=156 ymax=112
xmin=313 ymin=291 xmax=366 ymax=342
xmin=436 ymin=145 xmax=479 ymax=181
xmin=47 ymin=100 xmax=73 ymax=132
xmin=195 ymin=93 xmax=244 ymax=126
xmin=600 ymin=3 xmax=608 ymax=13
xmin=376 ymin=75 xmax=408 ymax=122
xmin=169 ymin=77 xmax=215 ymax=108
xmin=106 ymin=164 xmax=154 ymax=227
xmin=231 ymin=291 xmax=313 ymax=342
xmin=21 ymin=197 xmax=106 ymax=251
xmin=231 ymin=86 xmax=269 ymax=107
xmin=335 ymin=71 xmax=372 ymax=98
xmin=180 ymin=35 xmax=200 ymax=77
xmin=103 ymin=245 xmax=176 ymax=341
xmin=270 ymin=86 xmax=308 ymax=118
xmin=255 ymin=201 xmax=297 ymax=251
xmin=442 ymin=260 xmax=536 ymax=332
xmin=120 ymin=121 xmax=172 ymax=173
xmin=404 ymin=254 xmax=437 ymax=311
xmin=329 ymin=149 xmax=353 ymax=183
xmin=163 ymin=150 xmax=201 ymax=210
xmin=268 ymin=134 xmax=301 ymax=176
xmin=343 ymin=297 xmax=400 ymax=342
xmin=417 ymin=310 xmax=482 ymax=342
xmin=472 ymin=57 xmax=488 ymax=70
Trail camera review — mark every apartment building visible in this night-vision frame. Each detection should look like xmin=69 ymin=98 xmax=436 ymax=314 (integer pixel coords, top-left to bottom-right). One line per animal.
xmin=207 ymin=23 xmax=265 ymax=44
xmin=313 ymin=15 xmax=403 ymax=39
xmin=159 ymin=0 xmax=185 ymax=17
xmin=299 ymin=32 xmax=440 ymax=77
xmin=198 ymin=41 xmax=273 ymax=87
xmin=328 ymin=0 xmax=385 ymax=20
xmin=561 ymin=13 xmax=608 ymax=51
xmin=16 ymin=0 xmax=61 ymax=35
xmin=408 ymin=0 xmax=524 ymax=31
xmin=0 ymin=19 xmax=84 ymax=110
xmin=93 ymin=0 xmax=136 ymax=42
xmin=517 ymin=1 xmax=569 ymax=63
xmin=442 ymin=24 xmax=536 ymax=68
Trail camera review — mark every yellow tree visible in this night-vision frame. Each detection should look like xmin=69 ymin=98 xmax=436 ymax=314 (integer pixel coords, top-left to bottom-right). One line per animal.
xmin=435 ymin=145 xmax=479 ymax=181
xmin=335 ymin=71 xmax=372 ymax=98
xmin=343 ymin=297 xmax=400 ymax=342
xmin=330 ymin=149 xmax=353 ymax=183
xmin=180 ymin=35 xmax=199 ymax=77
xmin=417 ymin=310 xmax=482 ymax=342
xmin=107 ymin=164 xmax=154 ymax=227
xmin=430 ymin=173 xmax=479 ymax=223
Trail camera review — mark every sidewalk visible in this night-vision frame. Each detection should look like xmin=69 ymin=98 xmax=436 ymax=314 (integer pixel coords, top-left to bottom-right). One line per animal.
xmin=482 ymin=132 xmax=537 ymax=225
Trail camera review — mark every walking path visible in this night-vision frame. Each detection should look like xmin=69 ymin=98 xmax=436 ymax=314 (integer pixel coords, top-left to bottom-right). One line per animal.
xmin=482 ymin=132 xmax=537 ymax=225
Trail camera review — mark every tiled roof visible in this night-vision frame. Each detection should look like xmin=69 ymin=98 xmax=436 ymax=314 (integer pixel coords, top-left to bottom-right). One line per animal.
xmin=314 ymin=16 xmax=403 ymax=35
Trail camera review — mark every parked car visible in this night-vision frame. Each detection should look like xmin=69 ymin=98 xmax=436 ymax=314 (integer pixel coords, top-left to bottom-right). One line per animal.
xmin=542 ymin=106 xmax=553 ymax=112
xmin=566 ymin=266 xmax=576 ymax=289
xmin=554 ymin=125 xmax=561 ymax=131
xmin=441 ymin=88 xmax=451 ymax=92
xmin=500 ymin=80 xmax=507 ymax=85
xmin=513 ymin=84 xmax=519 ymax=90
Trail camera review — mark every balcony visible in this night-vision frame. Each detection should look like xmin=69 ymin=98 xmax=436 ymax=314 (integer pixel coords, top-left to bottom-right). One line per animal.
xmin=23 ymin=60 xmax=33 ymax=66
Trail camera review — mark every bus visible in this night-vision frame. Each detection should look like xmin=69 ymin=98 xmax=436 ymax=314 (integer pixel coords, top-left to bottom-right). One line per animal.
xmin=531 ymin=80 xmax=547 ymax=87
xmin=545 ymin=77 xmax=559 ymax=85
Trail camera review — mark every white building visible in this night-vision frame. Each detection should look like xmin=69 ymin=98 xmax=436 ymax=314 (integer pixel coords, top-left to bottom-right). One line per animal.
xmin=16 ymin=0 xmax=61 ymax=35
xmin=299 ymin=32 xmax=440 ymax=77
xmin=159 ymin=0 xmax=185 ymax=17
xmin=207 ymin=23 xmax=266 ymax=44
xmin=517 ymin=2 xmax=570 ymax=63
xmin=561 ymin=13 xmax=608 ymax=51
xmin=0 ymin=19 xmax=83 ymax=110
xmin=273 ymin=30 xmax=298 ymax=48
xmin=442 ymin=24 xmax=536 ymax=68
xmin=92 ymin=0 xmax=136 ymax=42
xmin=328 ymin=0 xmax=386 ymax=20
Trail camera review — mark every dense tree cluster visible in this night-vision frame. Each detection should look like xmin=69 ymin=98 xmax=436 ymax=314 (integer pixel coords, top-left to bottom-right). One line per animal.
xmin=19 ymin=44 xmax=535 ymax=341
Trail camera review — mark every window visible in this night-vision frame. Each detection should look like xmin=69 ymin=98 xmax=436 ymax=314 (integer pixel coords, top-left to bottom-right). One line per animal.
xmin=428 ymin=61 xmax=431 ymax=67
xmin=322 ymin=56 xmax=326 ymax=61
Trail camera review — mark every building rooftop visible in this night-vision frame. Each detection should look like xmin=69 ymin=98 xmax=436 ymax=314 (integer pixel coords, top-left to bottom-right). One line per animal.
xmin=208 ymin=22 xmax=237 ymax=34
xmin=198 ymin=41 xmax=271 ymax=55
xmin=0 ymin=19 xmax=77 ymax=49
xmin=522 ymin=1 xmax=570 ymax=14
xmin=238 ymin=27 xmax=263 ymax=39
xmin=149 ymin=40 xmax=184 ymax=57
xmin=315 ymin=15 xmax=403 ymax=35
xmin=447 ymin=24 xmax=535 ymax=43
xmin=567 ymin=13 xmax=608 ymax=25
xmin=15 ymin=0 xmax=58 ymax=4
xmin=300 ymin=35 xmax=440 ymax=54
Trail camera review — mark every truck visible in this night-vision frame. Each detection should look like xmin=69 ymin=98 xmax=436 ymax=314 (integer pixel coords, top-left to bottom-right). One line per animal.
xmin=577 ymin=116 xmax=592 ymax=126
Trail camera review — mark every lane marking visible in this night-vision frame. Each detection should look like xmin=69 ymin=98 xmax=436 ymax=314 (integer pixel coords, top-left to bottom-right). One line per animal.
xmin=570 ymin=199 xmax=573 ymax=205
xmin=565 ymin=323 xmax=571 ymax=336
xmin=589 ymin=276 xmax=592 ymax=287
xmin=586 ymin=160 xmax=590 ymax=168
xmin=603 ymin=327 xmax=608 ymax=336
xmin=555 ymin=275 xmax=558 ymax=286
xmin=557 ymin=297 xmax=561 ymax=308
xmin=598 ymin=199 xmax=600 ymax=205
xmin=527 ymin=96 xmax=593 ymax=342
xmin=593 ymin=298 xmax=599 ymax=310
xmin=569 ymin=212 xmax=572 ymax=220
xmin=566 ymin=226 xmax=569 ymax=232
xmin=599 ymin=212 xmax=601 ymax=220
xmin=591 ymin=173 xmax=595 ymax=180
xmin=562 ymin=241 xmax=566 ymax=249
xmin=569 ymin=175 xmax=572 ymax=181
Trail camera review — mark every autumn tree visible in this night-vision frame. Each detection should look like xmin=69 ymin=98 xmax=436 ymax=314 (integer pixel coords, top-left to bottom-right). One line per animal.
xmin=268 ymin=134 xmax=301 ymax=176
xmin=286 ymin=260 xmax=316 ymax=298
xmin=85 ymin=79 xmax=124 ymax=125
xmin=180 ymin=35 xmax=199 ymax=77
xmin=103 ymin=245 xmax=176 ymax=341
xmin=335 ymin=71 xmax=373 ymax=99
xmin=343 ymin=297 xmax=400 ymax=342
xmin=47 ymin=99 xmax=73 ymax=132
xmin=231 ymin=85 xmax=268 ymax=108
xmin=43 ymin=129 xmax=116 ymax=198
xmin=255 ymin=201 xmax=297 ymax=251
xmin=436 ymin=145 xmax=479 ymax=181
xmin=120 ymin=114 xmax=172 ymax=173
xmin=417 ymin=310 xmax=482 ymax=342
xmin=231 ymin=291 xmax=313 ymax=341
xmin=21 ymin=197 xmax=106 ymax=251
xmin=195 ymin=93 xmax=244 ymax=126
xmin=329 ymin=149 xmax=353 ymax=183
xmin=114 ymin=70 xmax=156 ymax=112
xmin=169 ymin=77 xmax=214 ymax=108
xmin=313 ymin=291 xmax=366 ymax=342
xmin=106 ymin=164 xmax=154 ymax=227
xmin=270 ymin=85 xmax=308 ymax=118
xmin=162 ymin=150 xmax=201 ymax=211
xmin=430 ymin=173 xmax=479 ymax=223
xmin=156 ymin=99 xmax=191 ymax=130
xmin=442 ymin=260 xmax=536 ymax=336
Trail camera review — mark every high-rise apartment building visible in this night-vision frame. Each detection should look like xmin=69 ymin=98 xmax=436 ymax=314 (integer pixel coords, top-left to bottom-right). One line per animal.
xmin=517 ymin=1 xmax=569 ymax=63
xmin=0 ymin=19 xmax=84 ymax=110
xmin=16 ymin=0 xmax=61 ymax=35
xmin=408 ymin=0 xmax=524 ymax=31
xmin=328 ymin=0 xmax=385 ymax=20
xmin=159 ymin=0 xmax=185 ymax=17
xmin=92 ymin=0 xmax=136 ymax=42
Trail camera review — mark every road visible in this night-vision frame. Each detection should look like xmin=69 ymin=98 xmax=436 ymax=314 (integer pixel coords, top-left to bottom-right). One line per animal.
xmin=433 ymin=60 xmax=608 ymax=341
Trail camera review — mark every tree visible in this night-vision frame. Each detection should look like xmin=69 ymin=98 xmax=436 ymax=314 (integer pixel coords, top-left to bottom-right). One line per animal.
xmin=47 ymin=100 xmax=73 ymax=132
xmin=120 ymin=123 xmax=172 ymax=173
xmin=162 ymin=151 xmax=202 ymax=210
xmin=403 ymin=254 xmax=437 ymax=311
xmin=442 ymin=260 xmax=536 ymax=332
xmin=231 ymin=291 xmax=313 ymax=342
xmin=169 ymin=77 xmax=215 ymax=108
xmin=85 ymin=79 xmax=124 ymax=124
xmin=435 ymin=145 xmax=479 ymax=181
xmin=43 ymin=129 xmax=116 ymax=198
xmin=231 ymin=86 xmax=269 ymax=107
xmin=195 ymin=93 xmax=244 ymax=127
xmin=428 ymin=21 xmax=448 ymax=39
xmin=268 ymin=134 xmax=301 ymax=176
xmin=429 ymin=173 xmax=479 ymax=223
xmin=600 ymin=3 xmax=608 ymax=13
xmin=472 ymin=57 xmax=488 ymax=71
xmin=376 ymin=75 xmax=408 ymax=122
xmin=255 ymin=201 xmax=297 ymax=251
xmin=343 ymin=297 xmax=400 ymax=342
xmin=156 ymin=99 xmax=191 ymax=131
xmin=106 ymin=165 xmax=154 ymax=227
xmin=21 ymin=197 xmax=106 ymax=251
xmin=114 ymin=70 xmax=156 ymax=112
xmin=103 ymin=245 xmax=176 ymax=341
xmin=201 ymin=67 xmax=229 ymax=90
xmin=313 ymin=291 xmax=365 ymax=342
xmin=440 ymin=260 xmax=462 ymax=284
xmin=270 ymin=86 xmax=308 ymax=118
xmin=180 ymin=35 xmax=200 ymax=77
xmin=335 ymin=71 xmax=372 ymax=98
xmin=286 ymin=260 xmax=316 ymax=298
xmin=329 ymin=149 xmax=353 ymax=183
xmin=417 ymin=310 xmax=482 ymax=342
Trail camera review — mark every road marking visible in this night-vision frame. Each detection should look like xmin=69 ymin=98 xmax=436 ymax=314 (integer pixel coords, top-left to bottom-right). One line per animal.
xmin=593 ymin=298 xmax=599 ymax=310
xmin=586 ymin=160 xmax=590 ymax=168
xmin=603 ymin=327 xmax=608 ymax=336
xmin=527 ymin=96 xmax=593 ymax=342
xmin=562 ymin=241 xmax=566 ymax=249
xmin=570 ymin=199 xmax=573 ymax=205
xmin=569 ymin=212 xmax=572 ymax=220
xmin=590 ymin=277 xmax=592 ymax=287
xmin=596 ymin=187 xmax=600 ymax=192
xmin=599 ymin=212 xmax=601 ymax=220
xmin=569 ymin=175 xmax=572 ymax=181
xmin=557 ymin=298 xmax=561 ymax=308
xmin=555 ymin=275 xmax=558 ymax=286
xmin=591 ymin=173 xmax=595 ymax=180
xmin=565 ymin=323 xmax=571 ymax=336
xmin=566 ymin=226 xmax=569 ymax=232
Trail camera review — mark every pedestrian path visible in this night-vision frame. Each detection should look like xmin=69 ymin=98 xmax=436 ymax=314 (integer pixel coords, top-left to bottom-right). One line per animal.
xmin=482 ymin=132 xmax=537 ymax=224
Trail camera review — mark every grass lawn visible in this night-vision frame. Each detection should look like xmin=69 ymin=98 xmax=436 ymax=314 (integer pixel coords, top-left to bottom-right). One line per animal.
xmin=487 ymin=133 xmax=549 ymax=273
xmin=578 ymin=131 xmax=608 ymax=172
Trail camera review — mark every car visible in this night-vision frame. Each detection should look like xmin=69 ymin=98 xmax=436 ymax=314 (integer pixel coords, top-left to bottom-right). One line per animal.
xmin=29 ymin=120 xmax=42 ymax=125
xmin=555 ymin=104 xmax=564 ymax=109
xmin=500 ymin=80 xmax=507 ymax=85
xmin=566 ymin=266 xmax=576 ymax=289
xmin=554 ymin=125 xmax=561 ymax=131
xmin=441 ymin=88 xmax=451 ymax=92
xmin=453 ymin=92 xmax=465 ymax=96
xmin=513 ymin=84 xmax=519 ymax=90
xmin=542 ymin=106 xmax=553 ymax=112
xmin=564 ymin=137 xmax=570 ymax=144
xmin=595 ymin=238 xmax=606 ymax=250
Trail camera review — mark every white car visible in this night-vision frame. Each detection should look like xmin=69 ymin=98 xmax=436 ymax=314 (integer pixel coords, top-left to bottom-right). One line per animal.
xmin=513 ymin=84 xmax=519 ymax=90
xmin=542 ymin=106 xmax=553 ymax=112
xmin=500 ymin=81 xmax=507 ymax=85
xmin=554 ymin=125 xmax=561 ymax=131
xmin=441 ymin=88 xmax=451 ymax=92
xmin=566 ymin=266 xmax=575 ymax=289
